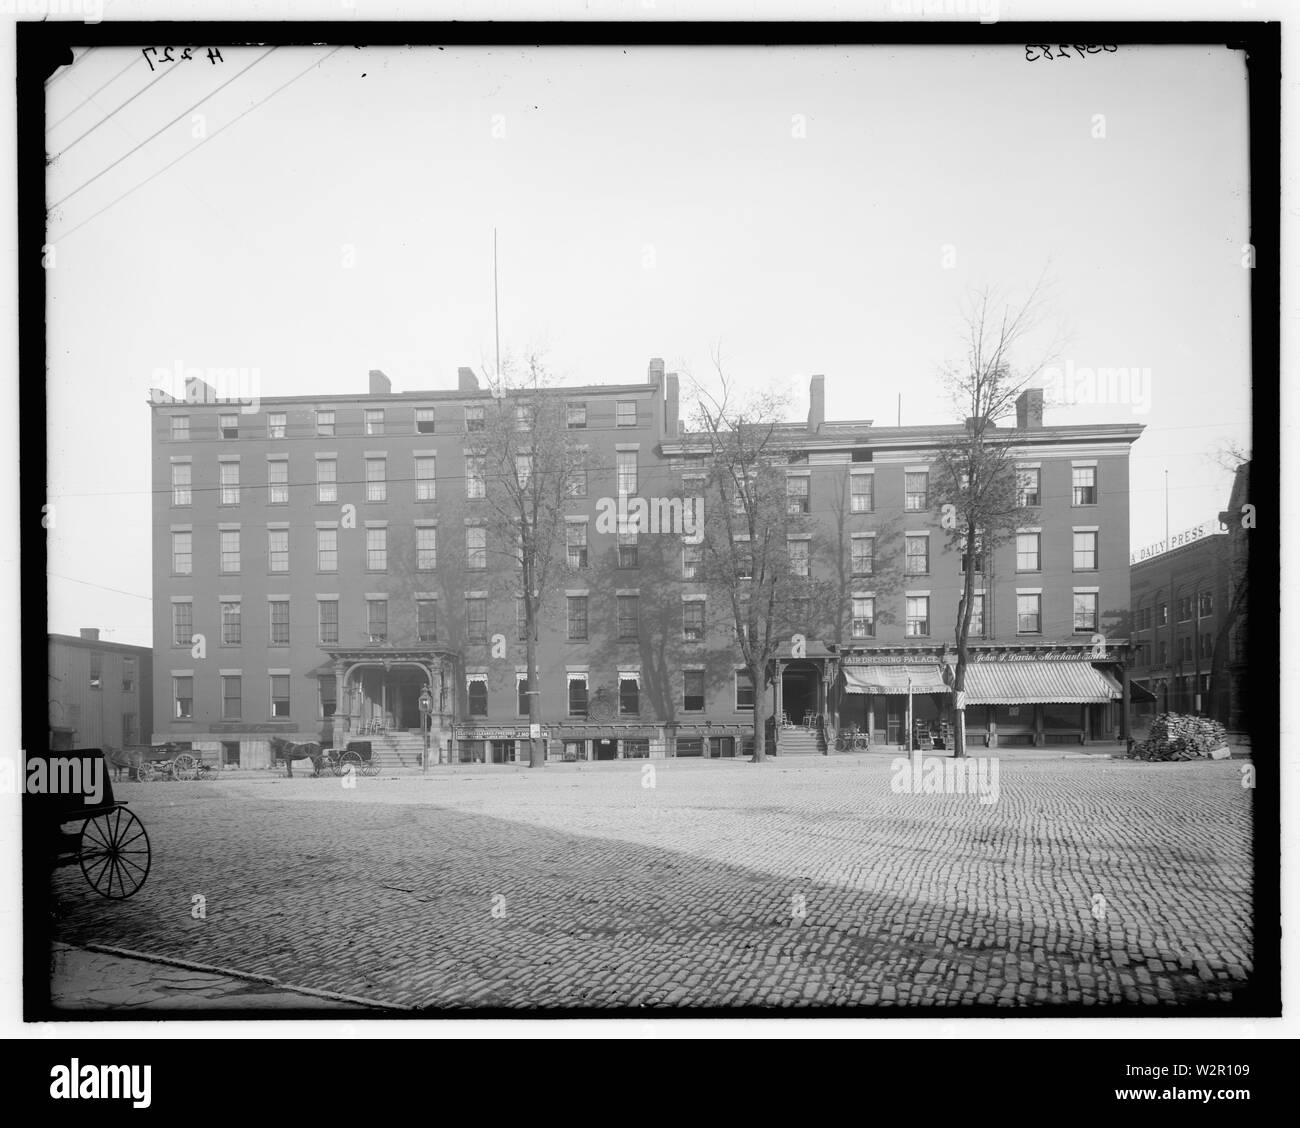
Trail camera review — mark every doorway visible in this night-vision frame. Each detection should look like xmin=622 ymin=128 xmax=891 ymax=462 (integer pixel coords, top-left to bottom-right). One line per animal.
xmin=594 ymin=739 xmax=616 ymax=761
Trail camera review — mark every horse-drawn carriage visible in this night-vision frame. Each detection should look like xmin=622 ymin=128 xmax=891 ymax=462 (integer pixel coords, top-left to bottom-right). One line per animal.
xmin=107 ymin=743 xmax=212 ymax=782
xmin=29 ymin=749 xmax=152 ymax=900
xmin=270 ymin=737 xmax=381 ymax=778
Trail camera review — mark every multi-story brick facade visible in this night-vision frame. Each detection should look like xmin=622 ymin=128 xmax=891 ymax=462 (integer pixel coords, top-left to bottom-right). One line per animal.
xmin=48 ymin=629 xmax=152 ymax=751
xmin=150 ymin=363 xmax=1144 ymax=766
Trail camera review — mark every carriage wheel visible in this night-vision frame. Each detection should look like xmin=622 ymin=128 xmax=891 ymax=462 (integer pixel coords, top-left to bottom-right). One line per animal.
xmin=337 ymin=750 xmax=363 ymax=777
xmin=78 ymin=809 xmax=151 ymax=899
xmin=172 ymin=753 xmax=200 ymax=781
xmin=362 ymin=752 xmax=381 ymax=777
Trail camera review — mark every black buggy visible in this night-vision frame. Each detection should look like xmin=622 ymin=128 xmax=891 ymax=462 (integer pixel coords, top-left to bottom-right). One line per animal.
xmin=29 ymin=748 xmax=152 ymax=900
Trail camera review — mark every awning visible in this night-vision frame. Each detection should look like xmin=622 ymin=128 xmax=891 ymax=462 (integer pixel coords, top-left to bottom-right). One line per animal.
xmin=947 ymin=661 xmax=1123 ymax=705
xmin=843 ymin=665 xmax=949 ymax=695
xmin=1118 ymin=676 xmax=1157 ymax=703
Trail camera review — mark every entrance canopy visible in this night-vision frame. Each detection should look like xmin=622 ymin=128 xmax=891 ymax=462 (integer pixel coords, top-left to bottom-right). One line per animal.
xmin=843 ymin=665 xmax=949 ymax=695
xmin=944 ymin=660 xmax=1123 ymax=705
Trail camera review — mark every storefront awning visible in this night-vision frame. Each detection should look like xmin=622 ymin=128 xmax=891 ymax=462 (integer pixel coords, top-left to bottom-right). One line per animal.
xmin=1116 ymin=675 xmax=1157 ymax=703
xmin=843 ymin=665 xmax=950 ymax=695
xmin=948 ymin=661 xmax=1123 ymax=705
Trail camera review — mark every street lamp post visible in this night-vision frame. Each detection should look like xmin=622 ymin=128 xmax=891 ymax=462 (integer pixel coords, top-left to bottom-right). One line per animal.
xmin=418 ymin=688 xmax=433 ymax=772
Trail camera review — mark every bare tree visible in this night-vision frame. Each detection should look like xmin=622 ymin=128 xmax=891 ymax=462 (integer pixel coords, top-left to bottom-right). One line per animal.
xmin=931 ymin=278 xmax=1064 ymax=758
xmin=684 ymin=353 xmax=833 ymax=762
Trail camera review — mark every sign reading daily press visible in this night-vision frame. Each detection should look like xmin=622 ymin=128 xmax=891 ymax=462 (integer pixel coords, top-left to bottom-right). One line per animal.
xmin=1130 ymin=518 xmax=1224 ymax=565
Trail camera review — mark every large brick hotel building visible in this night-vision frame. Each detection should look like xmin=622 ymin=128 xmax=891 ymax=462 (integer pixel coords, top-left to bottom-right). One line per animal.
xmin=150 ymin=361 xmax=1144 ymax=767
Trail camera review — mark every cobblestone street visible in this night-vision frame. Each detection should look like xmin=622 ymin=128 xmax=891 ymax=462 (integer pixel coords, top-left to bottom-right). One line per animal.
xmin=46 ymin=756 xmax=1254 ymax=1011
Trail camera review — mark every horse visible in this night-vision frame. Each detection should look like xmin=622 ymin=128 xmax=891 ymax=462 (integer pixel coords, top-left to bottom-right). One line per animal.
xmin=268 ymin=736 xmax=326 ymax=778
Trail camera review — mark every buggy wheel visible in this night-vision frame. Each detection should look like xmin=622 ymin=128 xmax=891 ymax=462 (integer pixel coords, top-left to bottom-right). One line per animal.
xmin=338 ymin=750 xmax=363 ymax=777
xmin=172 ymin=753 xmax=200 ymax=781
xmin=362 ymin=752 xmax=381 ymax=777
xmin=79 ymin=809 xmax=151 ymax=899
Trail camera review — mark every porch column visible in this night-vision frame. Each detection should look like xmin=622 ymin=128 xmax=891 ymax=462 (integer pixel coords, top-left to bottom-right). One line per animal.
xmin=334 ymin=661 xmax=347 ymax=741
xmin=775 ymin=660 xmax=785 ymax=726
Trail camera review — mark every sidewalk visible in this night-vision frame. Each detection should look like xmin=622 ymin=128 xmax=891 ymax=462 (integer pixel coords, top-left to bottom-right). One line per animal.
xmin=46 ymin=943 xmax=395 ymax=1012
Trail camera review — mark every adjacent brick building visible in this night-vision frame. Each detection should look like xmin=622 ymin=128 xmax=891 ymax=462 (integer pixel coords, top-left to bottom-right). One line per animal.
xmin=150 ymin=363 xmax=1144 ymax=766
xmin=48 ymin=629 xmax=152 ymax=751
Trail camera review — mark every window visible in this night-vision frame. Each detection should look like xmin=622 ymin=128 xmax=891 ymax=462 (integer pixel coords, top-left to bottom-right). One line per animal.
xmin=465 ymin=453 xmax=486 ymax=499
xmin=960 ymin=533 xmax=983 ymax=574
xmin=566 ymin=523 xmax=588 ymax=568
xmin=905 ymin=596 xmax=930 ymax=637
xmin=905 ymin=472 xmax=928 ymax=511
xmin=682 ymin=543 xmax=703 ymax=580
xmin=517 ymin=676 xmax=531 ymax=717
xmin=363 ymin=527 xmax=386 ymax=571
xmin=465 ymin=405 xmax=484 ymax=432
xmin=734 ymin=538 xmax=753 ymax=580
xmin=851 ymin=474 xmax=874 ymax=513
xmin=172 ymin=531 xmax=192 ymax=574
xmin=416 ymin=598 xmax=437 ymax=642
xmin=619 ymin=674 xmax=640 ymax=715
xmin=415 ymin=407 xmax=436 ymax=435
xmin=268 ymin=459 xmax=289 ymax=505
xmin=468 ymin=677 xmax=488 ymax=717
xmin=849 ymin=534 xmax=874 ymax=576
xmin=1016 ymin=532 xmax=1040 ymax=572
xmin=317 ymin=528 xmax=337 ymax=572
xmin=319 ymin=680 xmax=336 ymax=719
xmin=221 ymin=601 xmax=241 ymax=645
xmin=317 ymin=458 xmax=337 ymax=502
xmin=788 ymin=538 xmax=809 ymax=577
xmin=1199 ymin=592 xmax=1214 ymax=617
xmin=402 ymin=453 xmax=433 ymax=502
xmin=122 ymin=714 xmax=137 ymax=746
xmin=1199 ymin=632 xmax=1213 ymax=658
xmin=1017 ymin=593 xmax=1042 ymax=634
xmin=514 ymin=404 xmax=533 ymax=432
xmin=365 ymin=457 xmax=387 ymax=502
xmin=316 ymin=409 xmax=335 ymax=437
xmin=89 ymin=651 xmax=102 ymax=689
xmin=170 ymin=416 xmax=190 ymax=441
xmin=1158 ymin=603 xmax=1168 ymax=626
xmin=122 ymin=657 xmax=136 ymax=692
xmin=220 ymin=529 xmax=240 ymax=573
xmin=616 ymin=401 xmax=637 ymax=428
xmin=270 ymin=674 xmax=291 ymax=718
xmin=466 ymin=526 xmax=486 ymax=570
xmin=173 ymin=676 xmax=193 ymax=719
xmin=1158 ymin=640 xmax=1168 ymax=664
xmin=567 ymin=403 xmax=587 ymax=429
xmin=515 ymin=596 xmax=528 ymax=642
xmin=618 ymin=529 xmax=638 ymax=568
xmin=171 ymin=463 xmax=191 ymax=506
xmin=567 ymin=595 xmax=588 ymax=640
xmin=222 ymin=675 xmax=242 ymax=719
xmin=566 ymin=446 xmax=588 ymax=497
xmin=683 ymin=600 xmax=705 ymax=641
xmin=1178 ymin=596 xmax=1194 ymax=623
xmin=416 ymin=526 xmax=437 ymax=570
xmin=618 ymin=595 xmax=640 ymax=639
xmin=367 ymin=599 xmax=388 ymax=643
xmin=1073 ymin=592 xmax=1099 ymax=632
xmin=1072 ymin=465 xmax=1097 ymax=505
xmin=615 ymin=450 xmax=639 ymax=497
xmin=268 ymin=528 xmax=289 ymax=572
xmin=904 ymin=534 xmax=929 ymax=575
xmin=683 ymin=670 xmax=705 ymax=712
xmin=319 ymin=600 xmax=339 ymax=645
xmin=267 ymin=412 xmax=287 ymax=439
xmin=269 ymin=600 xmax=290 ymax=645
xmin=968 ymin=593 xmax=985 ymax=637
xmin=365 ymin=408 xmax=384 ymax=436
xmin=1073 ymin=531 xmax=1098 ymax=571
xmin=734 ymin=671 xmax=755 ymax=710
xmin=466 ymin=597 xmax=487 ymax=642
xmin=219 ymin=461 xmax=240 ymax=505
xmin=786 ymin=476 xmax=810 ymax=515
xmin=851 ymin=597 xmax=875 ymax=639
xmin=1017 ymin=468 xmax=1041 ymax=507
xmin=568 ymin=675 xmax=588 ymax=717
xmin=731 ymin=476 xmax=749 ymax=517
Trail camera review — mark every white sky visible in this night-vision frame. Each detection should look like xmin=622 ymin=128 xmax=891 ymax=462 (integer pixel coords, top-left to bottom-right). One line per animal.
xmin=44 ymin=41 xmax=1252 ymax=647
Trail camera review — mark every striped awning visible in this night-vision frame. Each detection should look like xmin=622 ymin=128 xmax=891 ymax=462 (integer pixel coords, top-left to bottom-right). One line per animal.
xmin=842 ymin=665 xmax=949 ymax=695
xmin=947 ymin=661 xmax=1123 ymax=705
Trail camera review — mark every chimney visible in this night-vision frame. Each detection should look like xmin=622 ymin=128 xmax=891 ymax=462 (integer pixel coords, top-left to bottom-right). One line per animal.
xmin=457 ymin=366 xmax=479 ymax=392
xmin=79 ymin=628 xmax=100 ymax=641
xmin=368 ymin=369 xmax=391 ymax=396
xmin=647 ymin=357 xmax=665 ymax=387
xmin=665 ymin=373 xmax=680 ymax=438
xmin=807 ymin=374 xmax=825 ymax=433
xmin=1015 ymin=387 xmax=1044 ymax=429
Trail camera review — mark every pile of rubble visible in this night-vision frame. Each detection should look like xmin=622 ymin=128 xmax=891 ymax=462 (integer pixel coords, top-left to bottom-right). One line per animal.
xmin=1129 ymin=712 xmax=1229 ymax=762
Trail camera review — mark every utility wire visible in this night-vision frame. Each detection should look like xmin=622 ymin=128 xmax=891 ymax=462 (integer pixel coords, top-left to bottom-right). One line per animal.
xmin=47 ymin=53 xmax=139 ymax=133
xmin=51 ymin=47 xmax=278 ymax=209
xmin=49 ymin=59 xmax=182 ymax=162
xmin=53 ymin=46 xmax=342 ymax=242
